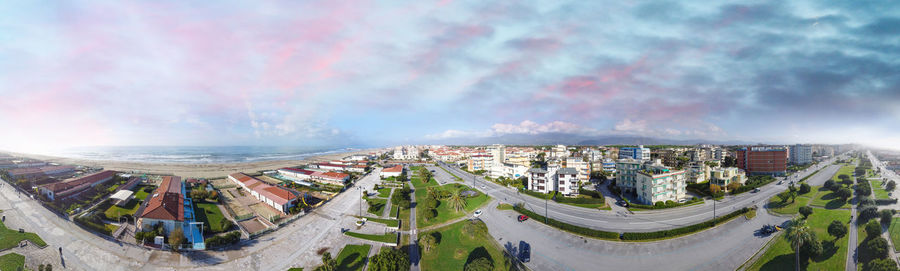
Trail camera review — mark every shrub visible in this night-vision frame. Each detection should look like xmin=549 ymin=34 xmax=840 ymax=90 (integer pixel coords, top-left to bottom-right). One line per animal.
xmin=836 ymin=188 xmax=853 ymax=200
xmin=621 ymin=208 xmax=750 ymax=240
xmin=881 ymin=209 xmax=894 ymax=225
xmin=828 ymin=220 xmax=847 ymax=239
xmin=799 ymin=183 xmax=811 ymax=194
xmin=654 ymin=202 xmax=665 ymax=207
xmin=860 ymin=197 xmax=876 ymax=208
xmin=863 ymin=258 xmax=899 ymax=271
xmin=799 ymin=206 xmax=813 ymax=219
xmin=860 ymin=206 xmax=879 ymax=224
xmin=860 ymin=237 xmax=890 ymax=263
xmin=464 ymin=257 xmax=493 ymax=271
xmin=824 ymin=180 xmax=836 ymax=189
xmin=205 ymin=231 xmax=241 ymax=248
xmin=461 ymin=219 xmax=489 ymax=238
xmin=876 ymin=198 xmax=899 ymax=205
xmin=423 ymin=208 xmax=437 ymax=220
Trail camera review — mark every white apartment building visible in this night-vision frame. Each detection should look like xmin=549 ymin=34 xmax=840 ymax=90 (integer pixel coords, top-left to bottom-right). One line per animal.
xmin=488 ymin=162 xmax=529 ymax=179
xmin=467 ymin=155 xmax=493 ymax=172
xmin=618 ymin=145 xmax=651 ymax=161
xmin=526 ymin=166 xmax=559 ymax=194
xmin=556 ymin=168 xmax=580 ymax=196
xmin=710 ymin=167 xmax=747 ymax=187
xmin=488 ymin=144 xmax=505 ymax=164
xmin=635 ymin=164 xmax=687 ymax=204
xmin=550 ymin=145 xmax=568 ymax=159
xmin=687 ymin=164 xmax=710 ymax=184
xmin=790 ymin=144 xmax=813 ymax=165
xmin=565 ymin=157 xmax=590 ymax=184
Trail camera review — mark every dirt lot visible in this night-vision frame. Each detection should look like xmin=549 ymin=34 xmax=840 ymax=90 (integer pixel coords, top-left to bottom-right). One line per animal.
xmin=221 ymin=188 xmax=254 ymax=220
xmin=239 ymin=217 xmax=269 ymax=235
xmin=249 ymin=202 xmax=282 ymax=221
xmin=257 ymin=175 xmax=285 ymax=186
xmin=210 ymin=178 xmax=236 ymax=189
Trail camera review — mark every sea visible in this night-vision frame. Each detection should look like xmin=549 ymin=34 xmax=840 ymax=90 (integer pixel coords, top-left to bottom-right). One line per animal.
xmin=53 ymin=146 xmax=359 ymax=164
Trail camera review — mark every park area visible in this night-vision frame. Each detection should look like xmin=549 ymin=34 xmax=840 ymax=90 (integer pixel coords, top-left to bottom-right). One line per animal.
xmin=809 ymin=186 xmax=851 ymax=209
xmin=748 ymin=208 xmax=851 ymax=270
xmin=0 ymin=220 xmax=46 ymax=250
xmin=0 ymin=253 xmax=25 ymax=271
xmin=419 ymin=219 xmax=510 ymax=271
xmin=767 ymin=189 xmax=813 ymax=215
xmin=413 ymin=178 xmax=490 ymax=228
xmin=193 ymin=201 xmax=229 ymax=233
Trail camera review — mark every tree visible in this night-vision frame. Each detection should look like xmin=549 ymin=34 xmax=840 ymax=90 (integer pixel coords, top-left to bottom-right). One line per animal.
xmin=220 ymin=219 xmax=235 ymax=232
xmin=863 ymin=258 xmax=900 ymax=271
xmin=828 ymin=220 xmax=847 ymax=239
xmin=314 ymin=252 xmax=337 ymax=271
xmin=785 ymin=218 xmax=814 ymax=271
xmin=423 ymin=208 xmax=437 ymax=220
xmin=861 ymin=206 xmax=880 ymax=224
xmin=824 ymin=180 xmax=836 ymax=190
xmin=369 ymin=248 xmax=410 ymax=271
xmin=723 ymin=156 xmax=736 ymax=167
xmin=422 ymin=197 xmax=438 ymax=209
xmin=861 ymin=237 xmax=890 ymax=263
xmin=777 ymin=192 xmax=789 ymax=203
xmin=888 ymin=180 xmax=897 ymax=192
xmin=726 ymin=182 xmax=740 ymax=193
xmin=420 ymin=233 xmax=437 ymax=253
xmin=881 ymin=209 xmax=894 ymax=225
xmin=799 ymin=206 xmax=813 ymax=219
xmin=866 ymin=220 xmax=882 ymax=239
xmin=799 ymin=183 xmax=811 ymax=194
xmin=709 ymin=184 xmax=722 ymax=195
xmin=836 ymin=187 xmax=853 ymax=200
xmin=168 ymin=228 xmax=186 ymax=252
xmin=788 ymin=187 xmax=798 ymax=203
xmin=448 ymin=191 xmax=467 ymax=213
xmin=464 ymin=257 xmax=494 ymax=271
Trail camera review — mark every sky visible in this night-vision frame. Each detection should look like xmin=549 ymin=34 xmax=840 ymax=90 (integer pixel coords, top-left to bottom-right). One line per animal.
xmin=1 ymin=1 xmax=899 ymax=152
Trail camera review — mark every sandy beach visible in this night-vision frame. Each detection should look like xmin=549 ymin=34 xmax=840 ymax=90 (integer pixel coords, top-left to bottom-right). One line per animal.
xmin=8 ymin=149 xmax=379 ymax=179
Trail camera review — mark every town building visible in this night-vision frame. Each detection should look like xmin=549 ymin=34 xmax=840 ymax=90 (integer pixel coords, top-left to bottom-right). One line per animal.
xmin=710 ymin=167 xmax=748 ymax=187
xmin=137 ymin=176 xmax=185 ymax=235
xmin=565 ymin=157 xmax=590 ymax=184
xmin=619 ymin=145 xmax=651 ymax=161
xmin=380 ymin=165 xmax=403 ymax=178
xmin=526 ymin=166 xmax=559 ymax=194
xmin=228 ymin=173 xmax=299 ymax=214
xmin=556 ymin=168 xmax=580 ymax=196
xmin=736 ymin=146 xmax=788 ymax=176
xmin=467 ymin=155 xmax=493 ymax=172
xmin=310 ymin=171 xmax=350 ymax=186
xmin=38 ymin=170 xmax=117 ymax=201
xmin=7 ymin=165 xmax=75 ymax=179
xmin=550 ymin=145 xmax=568 ymax=159
xmin=790 ymin=144 xmax=813 ymax=165
xmin=634 ymin=163 xmax=687 ymax=204
xmin=615 ymin=159 xmax=644 ymax=194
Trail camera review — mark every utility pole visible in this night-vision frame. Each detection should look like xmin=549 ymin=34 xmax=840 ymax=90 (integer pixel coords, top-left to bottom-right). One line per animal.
xmin=358 ymin=186 xmax=362 ymax=217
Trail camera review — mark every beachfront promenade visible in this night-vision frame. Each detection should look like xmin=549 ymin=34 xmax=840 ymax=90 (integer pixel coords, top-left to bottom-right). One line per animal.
xmin=0 ymin=168 xmax=382 ymax=271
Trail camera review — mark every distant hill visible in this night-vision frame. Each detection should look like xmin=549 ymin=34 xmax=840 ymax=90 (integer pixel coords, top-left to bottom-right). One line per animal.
xmin=423 ymin=133 xmax=754 ymax=146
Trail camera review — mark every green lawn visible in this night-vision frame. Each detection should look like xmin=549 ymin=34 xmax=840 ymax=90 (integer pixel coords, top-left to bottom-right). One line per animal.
xmin=194 ymin=201 xmax=228 ymax=233
xmin=389 ymin=204 xmax=399 ymax=218
xmin=809 ymin=186 xmax=851 ymax=209
xmin=335 ymin=244 xmax=372 ymax=271
xmin=365 ymin=198 xmax=387 ymax=216
xmin=356 ymin=216 xmax=400 ymax=228
xmin=830 ymin=165 xmax=856 ymax=183
xmin=133 ymin=185 xmax=154 ymax=201
xmin=889 ymin=219 xmax=900 ymax=252
xmin=748 ymin=208 xmax=851 ymax=271
xmin=416 ymin=183 xmax=490 ymax=228
xmin=0 ymin=220 xmax=46 ymax=249
xmin=871 ymin=179 xmax=890 ymax=200
xmin=376 ymin=188 xmax=392 ymax=198
xmin=0 ymin=253 xmax=24 ymax=271
xmin=343 ymin=231 xmax=398 ymax=244
xmin=420 ymin=220 xmax=508 ymax=271
xmin=104 ymin=199 xmax=141 ymax=220
xmin=767 ymin=195 xmax=811 ymax=215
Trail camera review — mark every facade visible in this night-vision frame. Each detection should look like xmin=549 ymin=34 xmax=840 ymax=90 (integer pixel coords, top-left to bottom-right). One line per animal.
xmin=634 ymin=164 xmax=687 ymax=204
xmin=556 ymin=168 xmax=579 ymax=196
xmin=467 ymin=155 xmax=493 ymax=172
xmin=619 ymin=145 xmax=651 ymax=161
xmin=565 ymin=157 xmax=590 ymax=184
xmin=687 ymin=164 xmax=710 ymax=184
xmin=488 ymin=144 xmax=505 ymax=164
xmin=38 ymin=170 xmax=117 ymax=201
xmin=615 ymin=159 xmax=643 ymax=193
xmin=710 ymin=167 xmax=748 ymax=187
xmin=505 ymin=156 xmax=531 ymax=167
xmin=310 ymin=171 xmax=350 ymax=186
xmin=488 ymin=163 xmax=529 ymax=179
xmin=550 ymin=145 xmax=568 ymax=159
xmin=526 ymin=166 xmax=559 ymax=194
xmin=277 ymin=168 xmax=315 ymax=184
xmin=659 ymin=149 xmax=680 ymax=167
xmin=8 ymin=165 xmax=75 ymax=179
xmin=736 ymin=146 xmax=788 ymax=176
xmin=380 ymin=165 xmax=403 ymax=178
xmin=790 ymin=144 xmax=813 ymax=165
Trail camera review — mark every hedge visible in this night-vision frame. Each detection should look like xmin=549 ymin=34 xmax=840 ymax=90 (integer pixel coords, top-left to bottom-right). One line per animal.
xmin=627 ymin=197 xmax=701 ymax=210
xmin=512 ymin=205 xmax=619 ymax=240
xmin=621 ymin=207 xmax=750 ymax=240
xmin=523 ymin=189 xmax=605 ymax=205
xmin=875 ymin=198 xmax=898 ymax=205
xmin=205 ymin=231 xmax=241 ymax=247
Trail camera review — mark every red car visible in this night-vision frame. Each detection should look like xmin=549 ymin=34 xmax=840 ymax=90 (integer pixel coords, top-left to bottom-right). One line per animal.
xmin=517 ymin=215 xmax=529 ymax=222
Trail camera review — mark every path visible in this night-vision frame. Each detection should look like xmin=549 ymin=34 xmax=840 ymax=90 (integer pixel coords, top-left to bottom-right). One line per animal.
xmin=406 ymin=166 xmax=420 ymax=271
xmin=381 ymin=188 xmax=394 ymax=218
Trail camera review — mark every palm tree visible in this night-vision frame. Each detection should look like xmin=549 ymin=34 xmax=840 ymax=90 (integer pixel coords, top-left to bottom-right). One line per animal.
xmin=449 ymin=191 xmax=467 ymax=213
xmin=426 ymin=187 xmax=438 ymax=200
xmin=785 ymin=218 xmax=814 ymax=271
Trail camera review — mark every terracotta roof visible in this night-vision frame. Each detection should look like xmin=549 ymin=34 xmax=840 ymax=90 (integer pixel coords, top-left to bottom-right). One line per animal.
xmin=383 ymin=165 xmax=403 ymax=173
xmin=139 ymin=176 xmax=184 ymax=221
xmin=279 ymin=168 xmax=315 ymax=175
xmin=229 ymin=172 xmax=262 ymax=189
xmin=312 ymin=171 xmax=349 ymax=180
xmin=258 ymin=185 xmax=297 ymax=205
xmin=317 ymin=163 xmax=347 ymax=168
xmin=42 ymin=170 xmax=117 ymax=193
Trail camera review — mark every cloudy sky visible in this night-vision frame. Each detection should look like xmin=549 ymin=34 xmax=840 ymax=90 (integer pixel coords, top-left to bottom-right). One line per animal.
xmin=1 ymin=1 xmax=899 ymax=152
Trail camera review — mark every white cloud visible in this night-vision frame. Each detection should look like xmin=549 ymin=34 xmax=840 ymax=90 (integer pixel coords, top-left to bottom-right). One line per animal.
xmin=426 ymin=120 xmax=596 ymax=139
xmin=614 ymin=119 xmax=648 ymax=133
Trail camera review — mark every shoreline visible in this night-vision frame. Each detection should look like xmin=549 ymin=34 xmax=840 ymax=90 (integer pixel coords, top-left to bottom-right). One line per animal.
xmin=6 ymin=149 xmax=381 ymax=179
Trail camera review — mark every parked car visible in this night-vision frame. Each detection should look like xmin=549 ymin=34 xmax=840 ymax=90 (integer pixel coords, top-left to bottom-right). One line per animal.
xmin=517 ymin=215 xmax=529 ymax=222
xmin=519 ymin=241 xmax=531 ymax=263
xmin=752 ymin=188 xmax=760 ymax=193
xmin=474 ymin=210 xmax=483 ymax=217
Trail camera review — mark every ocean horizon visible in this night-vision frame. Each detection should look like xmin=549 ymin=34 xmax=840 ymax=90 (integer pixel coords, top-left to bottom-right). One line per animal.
xmin=50 ymin=146 xmax=361 ymax=164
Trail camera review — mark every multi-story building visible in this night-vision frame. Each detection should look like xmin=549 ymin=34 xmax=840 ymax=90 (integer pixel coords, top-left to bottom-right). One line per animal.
xmin=488 ymin=144 xmax=505 ymax=164
xmin=556 ymin=168 xmax=580 ymax=196
xmin=526 ymin=165 xmax=559 ymax=194
xmin=790 ymin=144 xmax=813 ymax=165
xmin=658 ymin=149 xmax=680 ymax=167
xmin=550 ymin=145 xmax=569 ymax=159
xmin=467 ymin=155 xmax=493 ymax=172
xmin=565 ymin=157 xmax=590 ymax=184
xmin=602 ymin=159 xmax=616 ymax=174
xmin=505 ymin=156 xmax=531 ymax=167
xmin=137 ymin=176 xmax=185 ymax=235
xmin=619 ymin=145 xmax=651 ymax=161
xmin=615 ymin=159 xmax=644 ymax=193
xmin=736 ymin=146 xmax=788 ymax=176
xmin=710 ymin=167 xmax=747 ymax=187
xmin=687 ymin=164 xmax=710 ymax=184
xmin=634 ymin=164 xmax=687 ymax=204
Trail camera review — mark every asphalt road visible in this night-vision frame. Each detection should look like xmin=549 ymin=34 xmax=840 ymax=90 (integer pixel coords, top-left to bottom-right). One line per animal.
xmin=437 ymin=157 xmax=842 ymax=232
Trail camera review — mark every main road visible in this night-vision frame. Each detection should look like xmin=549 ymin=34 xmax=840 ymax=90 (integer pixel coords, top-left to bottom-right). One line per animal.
xmin=438 ymin=155 xmax=844 ymax=232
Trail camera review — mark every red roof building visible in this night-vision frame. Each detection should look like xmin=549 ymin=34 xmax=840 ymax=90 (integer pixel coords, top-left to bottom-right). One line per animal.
xmin=38 ymin=170 xmax=117 ymax=201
